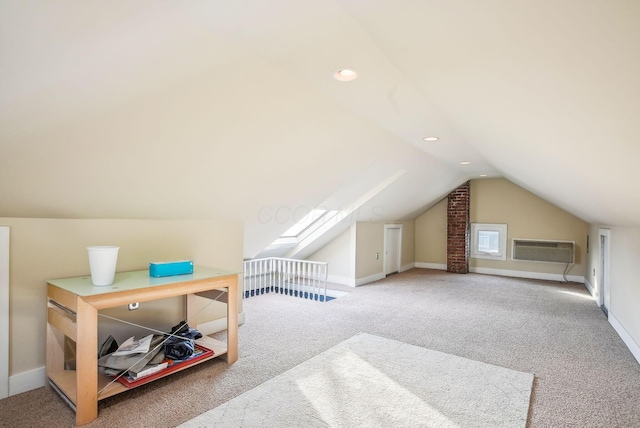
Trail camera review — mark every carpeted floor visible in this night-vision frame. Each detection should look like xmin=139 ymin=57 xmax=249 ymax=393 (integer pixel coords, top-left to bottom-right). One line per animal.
xmin=179 ymin=332 xmax=533 ymax=427
xmin=1 ymin=269 xmax=639 ymax=427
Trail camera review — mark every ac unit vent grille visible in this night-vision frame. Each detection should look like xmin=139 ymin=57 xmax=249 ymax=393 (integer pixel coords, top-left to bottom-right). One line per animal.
xmin=512 ymin=239 xmax=574 ymax=263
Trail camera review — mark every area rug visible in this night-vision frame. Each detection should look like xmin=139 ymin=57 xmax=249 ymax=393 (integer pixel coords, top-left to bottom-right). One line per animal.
xmin=179 ymin=333 xmax=534 ymax=427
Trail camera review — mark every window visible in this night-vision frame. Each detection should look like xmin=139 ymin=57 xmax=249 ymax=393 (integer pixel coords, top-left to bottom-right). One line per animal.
xmin=471 ymin=223 xmax=507 ymax=260
xmin=278 ymin=209 xmax=339 ymax=240
xmin=281 ymin=209 xmax=329 ymax=238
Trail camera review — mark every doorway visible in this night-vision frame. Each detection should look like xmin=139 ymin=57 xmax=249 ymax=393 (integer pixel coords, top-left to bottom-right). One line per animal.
xmin=599 ymin=229 xmax=610 ymax=317
xmin=384 ymin=224 xmax=402 ymax=276
xmin=0 ymin=226 xmax=9 ymax=399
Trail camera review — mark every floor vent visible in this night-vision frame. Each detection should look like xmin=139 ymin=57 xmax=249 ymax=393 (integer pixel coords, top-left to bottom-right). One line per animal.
xmin=512 ymin=239 xmax=574 ymax=263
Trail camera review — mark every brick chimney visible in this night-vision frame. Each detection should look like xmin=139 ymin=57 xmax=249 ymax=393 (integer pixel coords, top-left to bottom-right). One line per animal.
xmin=447 ymin=181 xmax=470 ymax=273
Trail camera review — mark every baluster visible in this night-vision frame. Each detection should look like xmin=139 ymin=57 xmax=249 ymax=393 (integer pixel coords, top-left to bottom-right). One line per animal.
xmin=247 ymin=261 xmax=252 ymax=297
xmin=262 ymin=259 xmax=267 ymax=295
xmin=256 ymin=260 xmax=260 ymax=295
xmin=323 ymin=263 xmax=328 ymax=301
xmin=312 ymin=263 xmax=318 ymax=301
xmin=320 ymin=263 xmax=325 ymax=301
xmin=262 ymin=259 xmax=266 ymax=295
xmin=299 ymin=261 xmax=302 ymax=298
xmin=300 ymin=262 xmax=306 ymax=299
xmin=310 ymin=263 xmax=314 ymax=300
xmin=293 ymin=260 xmax=297 ymax=296
xmin=283 ymin=259 xmax=288 ymax=295
xmin=264 ymin=259 xmax=269 ymax=294
xmin=276 ymin=258 xmax=281 ymax=293
xmin=273 ymin=259 xmax=282 ymax=293
xmin=250 ymin=261 xmax=255 ymax=297
xmin=293 ymin=261 xmax=297 ymax=297
xmin=253 ymin=261 xmax=257 ymax=297
xmin=288 ymin=259 xmax=291 ymax=293
xmin=249 ymin=261 xmax=253 ymax=298
xmin=289 ymin=260 xmax=294 ymax=296
xmin=276 ymin=259 xmax=281 ymax=294
xmin=309 ymin=263 xmax=313 ymax=299
xmin=294 ymin=261 xmax=298 ymax=297
xmin=265 ymin=258 xmax=269 ymax=294
xmin=300 ymin=261 xmax=304 ymax=298
xmin=312 ymin=263 xmax=317 ymax=301
xmin=320 ymin=264 xmax=324 ymax=301
xmin=269 ymin=259 xmax=273 ymax=293
xmin=243 ymin=261 xmax=247 ymax=298
xmin=255 ymin=260 xmax=259 ymax=296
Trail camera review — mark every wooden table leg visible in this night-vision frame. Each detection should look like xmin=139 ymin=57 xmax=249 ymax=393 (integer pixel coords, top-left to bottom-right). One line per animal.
xmin=46 ymin=304 xmax=65 ymax=387
xmin=186 ymin=293 xmax=198 ymax=326
xmin=226 ymin=275 xmax=238 ymax=364
xmin=74 ymin=299 xmax=98 ymax=425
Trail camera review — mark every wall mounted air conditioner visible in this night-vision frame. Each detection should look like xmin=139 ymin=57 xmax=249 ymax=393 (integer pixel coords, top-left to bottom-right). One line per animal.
xmin=511 ymin=239 xmax=574 ymax=264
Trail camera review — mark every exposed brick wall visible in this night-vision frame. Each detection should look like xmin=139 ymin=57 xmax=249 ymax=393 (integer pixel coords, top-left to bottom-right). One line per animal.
xmin=447 ymin=181 xmax=470 ymax=274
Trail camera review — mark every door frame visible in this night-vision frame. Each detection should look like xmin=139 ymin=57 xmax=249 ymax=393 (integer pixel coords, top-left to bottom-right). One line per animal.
xmin=0 ymin=226 xmax=9 ymax=399
xmin=384 ymin=224 xmax=402 ymax=276
xmin=598 ymin=228 xmax=610 ymax=315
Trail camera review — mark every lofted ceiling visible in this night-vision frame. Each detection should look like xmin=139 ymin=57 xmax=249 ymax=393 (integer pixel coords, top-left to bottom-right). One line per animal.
xmin=1 ymin=1 xmax=639 ymax=258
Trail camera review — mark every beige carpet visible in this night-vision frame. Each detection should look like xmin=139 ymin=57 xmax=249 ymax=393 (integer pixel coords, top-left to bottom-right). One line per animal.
xmin=179 ymin=332 xmax=533 ymax=427
xmin=2 ymin=269 xmax=639 ymax=427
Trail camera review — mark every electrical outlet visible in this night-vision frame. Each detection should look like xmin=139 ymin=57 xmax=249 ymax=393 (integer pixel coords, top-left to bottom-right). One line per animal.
xmin=128 ymin=302 xmax=140 ymax=311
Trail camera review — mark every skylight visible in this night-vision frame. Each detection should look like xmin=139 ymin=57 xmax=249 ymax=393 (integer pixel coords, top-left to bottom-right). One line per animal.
xmin=281 ymin=209 xmax=336 ymax=238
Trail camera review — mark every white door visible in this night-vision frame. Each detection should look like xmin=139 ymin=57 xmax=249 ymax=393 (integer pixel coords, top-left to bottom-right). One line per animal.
xmin=0 ymin=226 xmax=9 ymax=399
xmin=384 ymin=225 xmax=402 ymax=276
xmin=599 ymin=229 xmax=610 ymax=316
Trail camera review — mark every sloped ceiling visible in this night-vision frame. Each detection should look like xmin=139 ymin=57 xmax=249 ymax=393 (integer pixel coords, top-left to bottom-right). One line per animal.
xmin=1 ymin=1 xmax=639 ymax=257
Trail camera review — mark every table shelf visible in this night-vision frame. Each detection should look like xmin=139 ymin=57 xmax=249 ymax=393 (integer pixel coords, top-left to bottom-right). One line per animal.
xmin=46 ymin=267 xmax=239 ymax=425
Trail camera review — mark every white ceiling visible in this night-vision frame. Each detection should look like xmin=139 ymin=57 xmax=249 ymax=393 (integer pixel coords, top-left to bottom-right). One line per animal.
xmin=1 ymin=1 xmax=639 ymax=257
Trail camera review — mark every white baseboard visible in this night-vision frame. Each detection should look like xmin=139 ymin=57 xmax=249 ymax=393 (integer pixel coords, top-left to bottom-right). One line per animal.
xmin=609 ymin=311 xmax=640 ymax=365
xmin=400 ymin=263 xmax=415 ymax=273
xmin=356 ymin=272 xmax=385 ymax=286
xmin=583 ymin=277 xmax=599 ymax=304
xmin=416 ymin=264 xmax=585 ymax=282
xmin=331 ymin=264 xmax=413 ymax=288
xmin=469 ymin=266 xmax=585 ymax=283
xmin=327 ymin=274 xmax=355 ymax=287
xmin=415 ymin=262 xmax=447 ymax=270
xmin=9 ymin=366 xmax=46 ymax=397
xmin=9 ymin=312 xmax=246 ymax=397
xmin=197 ymin=312 xmax=245 ymax=336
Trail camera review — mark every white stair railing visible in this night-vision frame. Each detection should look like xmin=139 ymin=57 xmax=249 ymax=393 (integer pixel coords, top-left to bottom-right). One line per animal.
xmin=243 ymin=258 xmax=329 ymax=302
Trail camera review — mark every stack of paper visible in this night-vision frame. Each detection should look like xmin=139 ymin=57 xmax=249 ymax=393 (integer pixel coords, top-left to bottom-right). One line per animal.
xmin=98 ymin=334 xmax=166 ymax=378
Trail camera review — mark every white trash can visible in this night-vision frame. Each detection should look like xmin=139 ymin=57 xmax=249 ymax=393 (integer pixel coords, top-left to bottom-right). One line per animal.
xmin=87 ymin=246 xmax=119 ymax=286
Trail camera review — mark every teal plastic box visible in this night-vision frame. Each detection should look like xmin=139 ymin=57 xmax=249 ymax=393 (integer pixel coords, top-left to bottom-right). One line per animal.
xmin=149 ymin=260 xmax=194 ymax=277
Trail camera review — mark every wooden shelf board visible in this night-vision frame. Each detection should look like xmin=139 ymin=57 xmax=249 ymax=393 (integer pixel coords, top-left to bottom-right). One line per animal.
xmin=49 ymin=371 xmax=77 ymax=404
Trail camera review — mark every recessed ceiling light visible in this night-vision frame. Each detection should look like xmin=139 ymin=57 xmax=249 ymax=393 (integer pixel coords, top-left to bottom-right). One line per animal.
xmin=423 ymin=136 xmax=439 ymax=142
xmin=459 ymin=161 xmax=470 ymax=165
xmin=332 ymin=68 xmax=358 ymax=82
xmin=480 ymin=174 xmax=488 ymax=177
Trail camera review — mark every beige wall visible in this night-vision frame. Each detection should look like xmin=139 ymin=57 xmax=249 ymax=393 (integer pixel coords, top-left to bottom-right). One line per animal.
xmin=415 ymin=178 xmax=589 ymax=277
xmin=307 ymin=227 xmax=353 ymax=280
xmin=308 ymin=220 xmax=415 ymax=285
xmin=400 ymin=221 xmax=415 ymax=269
xmin=586 ymin=224 xmax=640 ymax=355
xmin=355 ymin=222 xmax=384 ymax=279
xmin=585 ymin=223 xmax=602 ymax=297
xmin=470 ymin=178 xmax=588 ymax=276
xmin=609 ymin=227 xmax=640 ymax=350
xmin=355 ymin=220 xmax=415 ymax=280
xmin=1 ymin=218 xmax=243 ymax=378
xmin=415 ymin=198 xmax=447 ymax=265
